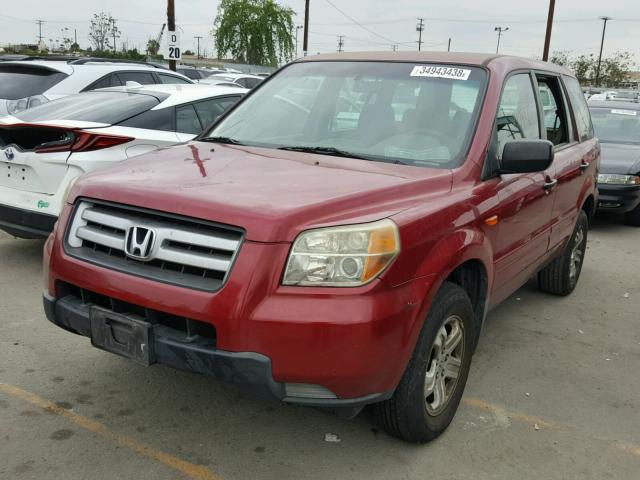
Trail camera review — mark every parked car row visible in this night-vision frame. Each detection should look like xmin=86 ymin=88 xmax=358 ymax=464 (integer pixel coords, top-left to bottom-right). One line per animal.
xmin=0 ymin=51 xmax=634 ymax=444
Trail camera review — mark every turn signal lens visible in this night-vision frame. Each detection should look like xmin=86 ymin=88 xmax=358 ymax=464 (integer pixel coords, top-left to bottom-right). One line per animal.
xmin=283 ymin=219 xmax=400 ymax=287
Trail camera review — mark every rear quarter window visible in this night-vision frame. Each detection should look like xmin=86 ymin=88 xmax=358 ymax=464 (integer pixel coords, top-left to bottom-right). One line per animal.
xmin=0 ymin=66 xmax=68 ymax=100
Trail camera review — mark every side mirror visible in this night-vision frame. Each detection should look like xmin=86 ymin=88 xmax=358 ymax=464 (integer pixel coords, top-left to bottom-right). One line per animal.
xmin=499 ymin=139 xmax=554 ymax=174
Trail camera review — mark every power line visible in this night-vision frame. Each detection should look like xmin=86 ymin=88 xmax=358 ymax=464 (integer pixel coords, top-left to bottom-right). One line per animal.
xmin=322 ymin=0 xmax=403 ymax=45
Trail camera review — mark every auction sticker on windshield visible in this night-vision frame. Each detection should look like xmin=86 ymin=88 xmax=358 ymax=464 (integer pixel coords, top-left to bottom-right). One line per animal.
xmin=611 ymin=109 xmax=638 ymax=116
xmin=410 ymin=65 xmax=471 ymax=80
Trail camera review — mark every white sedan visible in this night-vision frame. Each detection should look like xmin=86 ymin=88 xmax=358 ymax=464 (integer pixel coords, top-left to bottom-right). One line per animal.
xmin=0 ymin=83 xmax=245 ymax=238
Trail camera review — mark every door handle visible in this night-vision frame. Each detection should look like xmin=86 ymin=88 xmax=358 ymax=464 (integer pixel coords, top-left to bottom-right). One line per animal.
xmin=579 ymin=161 xmax=590 ymax=172
xmin=543 ymin=178 xmax=558 ymax=193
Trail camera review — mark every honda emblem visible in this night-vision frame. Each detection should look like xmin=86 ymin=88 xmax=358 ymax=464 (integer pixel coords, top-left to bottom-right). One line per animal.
xmin=125 ymin=226 xmax=156 ymax=261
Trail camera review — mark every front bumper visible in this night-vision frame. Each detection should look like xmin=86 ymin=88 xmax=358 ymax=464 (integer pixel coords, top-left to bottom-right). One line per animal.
xmin=0 ymin=203 xmax=56 ymax=238
xmin=43 ymin=292 xmax=393 ymax=408
xmin=597 ymin=183 xmax=640 ymax=213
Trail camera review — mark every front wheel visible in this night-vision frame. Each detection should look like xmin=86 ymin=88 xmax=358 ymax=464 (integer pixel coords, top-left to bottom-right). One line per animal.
xmin=538 ymin=210 xmax=589 ymax=296
xmin=373 ymin=282 xmax=475 ymax=443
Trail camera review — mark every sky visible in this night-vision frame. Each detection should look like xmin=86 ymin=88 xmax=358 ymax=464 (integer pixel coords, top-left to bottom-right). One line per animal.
xmin=0 ymin=0 xmax=638 ymax=67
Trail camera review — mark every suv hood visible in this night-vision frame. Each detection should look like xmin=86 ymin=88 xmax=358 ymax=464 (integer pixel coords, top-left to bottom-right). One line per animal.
xmin=600 ymin=142 xmax=640 ymax=175
xmin=70 ymin=142 xmax=453 ymax=242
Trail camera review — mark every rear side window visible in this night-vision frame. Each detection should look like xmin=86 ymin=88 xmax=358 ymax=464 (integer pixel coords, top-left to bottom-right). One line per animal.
xmin=119 ymin=107 xmax=174 ymax=131
xmin=158 ymin=74 xmax=191 ymax=85
xmin=238 ymin=77 xmax=261 ymax=89
xmin=176 ymin=104 xmax=203 ymax=134
xmin=193 ymin=96 xmax=241 ymax=128
xmin=496 ymin=73 xmax=540 ymax=157
xmin=0 ymin=66 xmax=68 ymax=100
xmin=86 ymin=74 xmax=118 ymax=90
xmin=116 ymin=72 xmax=156 ymax=85
xmin=15 ymin=91 xmax=158 ymax=124
xmin=563 ymin=75 xmax=594 ymax=142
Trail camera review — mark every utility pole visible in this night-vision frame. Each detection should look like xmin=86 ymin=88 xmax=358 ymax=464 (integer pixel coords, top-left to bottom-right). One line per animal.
xmin=36 ymin=20 xmax=44 ymax=44
xmin=494 ymin=26 xmax=509 ymax=54
xmin=303 ymin=0 xmax=310 ymax=56
xmin=74 ymin=29 xmax=77 ymax=46
xmin=194 ymin=35 xmax=202 ymax=58
xmin=542 ymin=0 xmax=556 ymax=61
xmin=416 ymin=18 xmax=425 ymax=51
xmin=595 ymin=16 xmax=611 ymax=87
xmin=447 ymin=38 xmax=451 ymax=52
xmin=167 ymin=0 xmax=176 ymax=71
xmin=391 ymin=44 xmax=398 ymax=52
xmin=337 ymin=35 xmax=345 ymax=53
xmin=295 ymin=25 xmax=303 ymax=58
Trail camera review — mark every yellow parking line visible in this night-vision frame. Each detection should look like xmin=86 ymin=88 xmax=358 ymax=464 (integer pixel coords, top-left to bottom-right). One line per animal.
xmin=463 ymin=397 xmax=561 ymax=429
xmin=0 ymin=382 xmax=222 ymax=480
xmin=463 ymin=397 xmax=640 ymax=459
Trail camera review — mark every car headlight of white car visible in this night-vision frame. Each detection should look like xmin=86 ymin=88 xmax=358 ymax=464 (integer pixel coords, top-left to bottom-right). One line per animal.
xmin=598 ymin=173 xmax=640 ymax=186
xmin=7 ymin=95 xmax=49 ymax=115
xmin=282 ymin=219 xmax=400 ymax=287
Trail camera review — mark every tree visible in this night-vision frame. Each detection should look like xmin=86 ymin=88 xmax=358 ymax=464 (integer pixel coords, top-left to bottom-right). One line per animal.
xmin=89 ymin=12 xmax=119 ymax=52
xmin=146 ymin=39 xmax=161 ymax=56
xmin=184 ymin=49 xmax=195 ymax=56
xmin=548 ymin=50 xmax=634 ymax=86
xmin=214 ymin=0 xmax=295 ymax=66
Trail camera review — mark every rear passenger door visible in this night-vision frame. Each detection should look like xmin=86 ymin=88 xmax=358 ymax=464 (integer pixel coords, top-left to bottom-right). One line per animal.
xmin=534 ymin=73 xmax=589 ymax=250
xmin=492 ymin=72 xmax=557 ymax=302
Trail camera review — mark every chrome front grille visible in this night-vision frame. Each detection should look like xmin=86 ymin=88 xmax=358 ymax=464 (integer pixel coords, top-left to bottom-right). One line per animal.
xmin=65 ymin=200 xmax=244 ymax=291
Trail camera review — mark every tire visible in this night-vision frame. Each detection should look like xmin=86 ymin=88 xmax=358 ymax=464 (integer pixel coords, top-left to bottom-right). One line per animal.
xmin=373 ymin=282 xmax=475 ymax=443
xmin=538 ymin=210 xmax=588 ymax=296
xmin=624 ymin=205 xmax=640 ymax=226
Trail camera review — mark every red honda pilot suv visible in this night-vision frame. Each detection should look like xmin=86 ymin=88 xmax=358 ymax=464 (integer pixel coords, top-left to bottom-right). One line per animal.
xmin=43 ymin=52 xmax=599 ymax=443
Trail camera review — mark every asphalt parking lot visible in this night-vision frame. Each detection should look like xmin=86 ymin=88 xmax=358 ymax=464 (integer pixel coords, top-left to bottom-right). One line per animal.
xmin=1 ymin=216 xmax=639 ymax=480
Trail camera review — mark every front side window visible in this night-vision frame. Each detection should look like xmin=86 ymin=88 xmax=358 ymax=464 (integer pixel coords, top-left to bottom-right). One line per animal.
xmin=564 ymin=76 xmax=594 ymax=141
xmin=158 ymin=74 xmax=191 ymax=85
xmin=536 ymin=75 xmax=570 ymax=146
xmin=496 ymin=73 xmax=540 ymax=158
xmin=205 ymin=62 xmax=487 ymax=169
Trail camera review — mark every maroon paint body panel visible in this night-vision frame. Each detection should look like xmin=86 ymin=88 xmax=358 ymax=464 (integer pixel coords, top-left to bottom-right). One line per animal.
xmin=44 ymin=52 xmax=598 ymax=401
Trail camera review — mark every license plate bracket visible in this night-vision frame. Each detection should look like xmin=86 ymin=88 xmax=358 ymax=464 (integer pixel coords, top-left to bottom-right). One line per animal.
xmin=90 ymin=307 xmax=155 ymax=366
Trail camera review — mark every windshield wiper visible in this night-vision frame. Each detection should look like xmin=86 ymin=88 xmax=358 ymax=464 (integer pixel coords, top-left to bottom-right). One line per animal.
xmin=277 ymin=145 xmax=371 ymax=160
xmin=200 ymin=136 xmax=245 ymax=146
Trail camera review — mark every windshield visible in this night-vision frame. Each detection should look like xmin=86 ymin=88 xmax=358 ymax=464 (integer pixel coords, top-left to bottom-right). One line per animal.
xmin=205 ymin=61 xmax=487 ymax=168
xmin=16 ymin=91 xmax=159 ymax=124
xmin=0 ymin=66 xmax=68 ymax=100
xmin=590 ymin=107 xmax=640 ymax=145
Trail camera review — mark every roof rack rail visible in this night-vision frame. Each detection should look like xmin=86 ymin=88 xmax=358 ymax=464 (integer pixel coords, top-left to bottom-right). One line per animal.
xmin=1 ymin=55 xmax=80 ymax=62
xmin=68 ymin=57 xmax=168 ymax=69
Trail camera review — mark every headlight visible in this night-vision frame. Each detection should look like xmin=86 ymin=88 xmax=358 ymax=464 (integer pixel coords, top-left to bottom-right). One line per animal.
xmin=7 ymin=95 xmax=49 ymax=114
xmin=598 ymin=173 xmax=640 ymax=185
xmin=283 ymin=219 xmax=400 ymax=287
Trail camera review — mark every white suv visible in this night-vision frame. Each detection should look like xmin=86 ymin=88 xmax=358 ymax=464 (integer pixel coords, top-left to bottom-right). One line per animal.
xmin=0 ymin=58 xmax=193 ymax=116
xmin=0 ymin=83 xmax=244 ymax=238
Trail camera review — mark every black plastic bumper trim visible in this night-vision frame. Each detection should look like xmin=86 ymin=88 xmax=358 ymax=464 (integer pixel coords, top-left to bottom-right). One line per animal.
xmin=43 ymin=294 xmax=391 ymax=408
xmin=0 ymin=204 xmax=56 ymax=239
